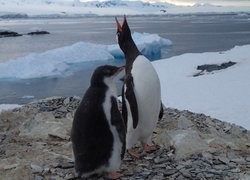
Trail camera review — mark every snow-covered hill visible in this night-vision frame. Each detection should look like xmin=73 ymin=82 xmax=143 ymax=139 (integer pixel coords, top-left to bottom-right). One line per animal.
xmin=0 ymin=0 xmax=171 ymax=17
xmin=154 ymin=45 xmax=250 ymax=130
xmin=0 ymin=0 xmax=249 ymax=17
xmin=74 ymin=0 xmax=172 ymax=8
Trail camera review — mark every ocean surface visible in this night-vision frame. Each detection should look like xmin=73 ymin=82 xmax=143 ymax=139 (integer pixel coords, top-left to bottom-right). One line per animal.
xmin=1 ymin=14 xmax=250 ymax=104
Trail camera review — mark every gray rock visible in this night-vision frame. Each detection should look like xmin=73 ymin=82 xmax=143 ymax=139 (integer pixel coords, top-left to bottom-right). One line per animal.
xmin=196 ymin=173 xmax=206 ymax=180
xmin=175 ymin=174 xmax=185 ymax=180
xmin=204 ymin=172 xmax=215 ymax=178
xmin=31 ymin=162 xmax=43 ymax=173
xmin=168 ymin=130 xmax=208 ymax=159
xmin=177 ymin=115 xmax=194 ymax=129
xmin=34 ymin=175 xmax=43 ymax=180
xmin=19 ymin=112 xmax=72 ymax=140
xmin=43 ymin=166 xmax=50 ymax=174
xmin=63 ymin=97 xmax=70 ymax=105
xmin=213 ymin=164 xmax=228 ymax=170
xmin=179 ymin=168 xmax=192 ymax=178
xmin=2 ymin=163 xmax=18 ymax=170
xmin=218 ymin=157 xmax=230 ymax=164
xmin=56 ymin=168 xmax=66 ymax=177
xmin=65 ymin=173 xmax=75 ymax=179
xmin=228 ymin=162 xmax=237 ymax=168
xmin=230 ymin=157 xmax=245 ymax=164
xmin=152 ymin=164 xmax=166 ymax=169
xmin=246 ymin=157 xmax=250 ymax=162
xmin=229 ymin=168 xmax=241 ymax=173
xmin=164 ymin=169 xmax=178 ymax=176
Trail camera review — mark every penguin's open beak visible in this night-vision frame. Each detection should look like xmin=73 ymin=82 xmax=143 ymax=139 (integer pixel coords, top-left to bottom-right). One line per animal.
xmin=113 ymin=66 xmax=124 ymax=77
xmin=115 ymin=17 xmax=122 ymax=32
xmin=117 ymin=66 xmax=125 ymax=73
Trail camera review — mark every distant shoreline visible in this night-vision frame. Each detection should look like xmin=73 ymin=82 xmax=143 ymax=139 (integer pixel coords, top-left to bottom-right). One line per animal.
xmin=1 ymin=12 xmax=250 ymax=19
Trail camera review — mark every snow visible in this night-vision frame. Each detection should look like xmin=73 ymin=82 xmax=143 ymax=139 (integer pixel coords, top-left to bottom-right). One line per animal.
xmin=0 ymin=104 xmax=22 ymax=113
xmin=153 ymin=45 xmax=250 ymax=130
xmin=0 ymin=0 xmax=249 ymax=17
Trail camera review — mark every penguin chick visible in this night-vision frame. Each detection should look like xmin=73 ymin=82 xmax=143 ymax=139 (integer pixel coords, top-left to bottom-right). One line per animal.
xmin=71 ymin=65 xmax=126 ymax=179
xmin=116 ymin=16 xmax=162 ymax=158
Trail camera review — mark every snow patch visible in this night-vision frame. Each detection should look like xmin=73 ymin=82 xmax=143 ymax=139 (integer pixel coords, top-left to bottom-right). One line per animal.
xmin=153 ymin=45 xmax=250 ymax=130
xmin=0 ymin=104 xmax=22 ymax=113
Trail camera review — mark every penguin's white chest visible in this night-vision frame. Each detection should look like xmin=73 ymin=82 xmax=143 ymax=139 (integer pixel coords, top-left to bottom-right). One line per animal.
xmin=103 ymin=78 xmax=122 ymax=171
xmin=126 ymin=55 xmax=161 ymax=145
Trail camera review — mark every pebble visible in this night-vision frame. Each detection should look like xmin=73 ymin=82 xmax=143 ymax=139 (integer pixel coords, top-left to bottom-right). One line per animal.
xmin=180 ymin=168 xmax=192 ymax=178
xmin=56 ymin=168 xmax=67 ymax=177
xmin=204 ymin=173 xmax=214 ymax=178
xmin=31 ymin=162 xmax=44 ymax=173
xmin=229 ymin=168 xmax=241 ymax=173
xmin=164 ymin=169 xmax=177 ymax=176
xmin=34 ymin=175 xmax=43 ymax=180
xmin=230 ymin=158 xmax=245 ymax=164
xmin=152 ymin=164 xmax=166 ymax=169
xmin=3 ymin=164 xmax=18 ymax=170
xmin=218 ymin=157 xmax=229 ymax=164
xmin=246 ymin=157 xmax=250 ymax=162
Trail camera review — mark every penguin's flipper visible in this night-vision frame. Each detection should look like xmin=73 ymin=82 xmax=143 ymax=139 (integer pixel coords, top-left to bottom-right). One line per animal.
xmin=122 ymin=85 xmax=128 ymax=127
xmin=125 ymin=74 xmax=138 ymax=129
xmin=111 ymin=97 xmax=126 ymax=159
xmin=159 ymin=102 xmax=164 ymax=121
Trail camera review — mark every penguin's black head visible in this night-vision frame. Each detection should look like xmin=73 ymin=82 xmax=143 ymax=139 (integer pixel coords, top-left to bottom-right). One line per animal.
xmin=90 ymin=65 xmax=124 ymax=87
xmin=116 ymin=16 xmax=133 ymax=53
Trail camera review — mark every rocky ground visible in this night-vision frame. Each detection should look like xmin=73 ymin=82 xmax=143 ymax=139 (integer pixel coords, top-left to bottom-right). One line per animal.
xmin=0 ymin=96 xmax=249 ymax=180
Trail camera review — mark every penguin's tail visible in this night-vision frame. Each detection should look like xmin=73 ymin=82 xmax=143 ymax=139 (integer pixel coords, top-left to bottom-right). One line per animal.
xmin=158 ymin=102 xmax=164 ymax=121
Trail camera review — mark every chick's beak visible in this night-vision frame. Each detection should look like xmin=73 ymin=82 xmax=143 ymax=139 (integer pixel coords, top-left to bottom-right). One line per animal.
xmin=117 ymin=66 xmax=125 ymax=73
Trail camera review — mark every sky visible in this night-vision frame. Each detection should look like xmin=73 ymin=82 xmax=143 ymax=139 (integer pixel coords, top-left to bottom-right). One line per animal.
xmin=78 ymin=0 xmax=250 ymax=7
xmin=159 ymin=0 xmax=250 ymax=6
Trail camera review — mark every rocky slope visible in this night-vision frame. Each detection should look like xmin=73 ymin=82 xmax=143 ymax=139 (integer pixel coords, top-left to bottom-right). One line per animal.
xmin=0 ymin=96 xmax=249 ymax=180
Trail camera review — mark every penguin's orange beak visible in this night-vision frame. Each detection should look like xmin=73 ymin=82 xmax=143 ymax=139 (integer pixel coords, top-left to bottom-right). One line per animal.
xmin=115 ymin=17 xmax=122 ymax=32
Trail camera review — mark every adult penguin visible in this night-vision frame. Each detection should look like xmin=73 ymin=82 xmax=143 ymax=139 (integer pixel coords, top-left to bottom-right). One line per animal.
xmin=71 ymin=65 xmax=126 ymax=179
xmin=116 ymin=16 xmax=162 ymax=158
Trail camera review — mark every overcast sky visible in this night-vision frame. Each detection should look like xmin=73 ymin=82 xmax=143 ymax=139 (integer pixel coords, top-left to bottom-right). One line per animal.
xmin=149 ymin=0 xmax=250 ymax=6
xmin=79 ymin=0 xmax=250 ymax=7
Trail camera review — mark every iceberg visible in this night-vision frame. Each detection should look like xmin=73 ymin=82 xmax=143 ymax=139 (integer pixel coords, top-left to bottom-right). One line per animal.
xmin=108 ymin=32 xmax=172 ymax=58
xmin=0 ymin=32 xmax=172 ymax=79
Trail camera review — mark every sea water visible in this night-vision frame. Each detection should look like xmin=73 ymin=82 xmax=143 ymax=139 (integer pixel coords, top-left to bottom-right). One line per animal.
xmin=0 ymin=14 xmax=250 ymax=104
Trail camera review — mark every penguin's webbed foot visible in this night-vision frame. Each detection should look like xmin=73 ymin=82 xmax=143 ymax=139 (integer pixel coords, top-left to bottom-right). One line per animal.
xmin=107 ymin=172 xmax=123 ymax=179
xmin=127 ymin=148 xmax=141 ymax=159
xmin=142 ymin=144 xmax=157 ymax=153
